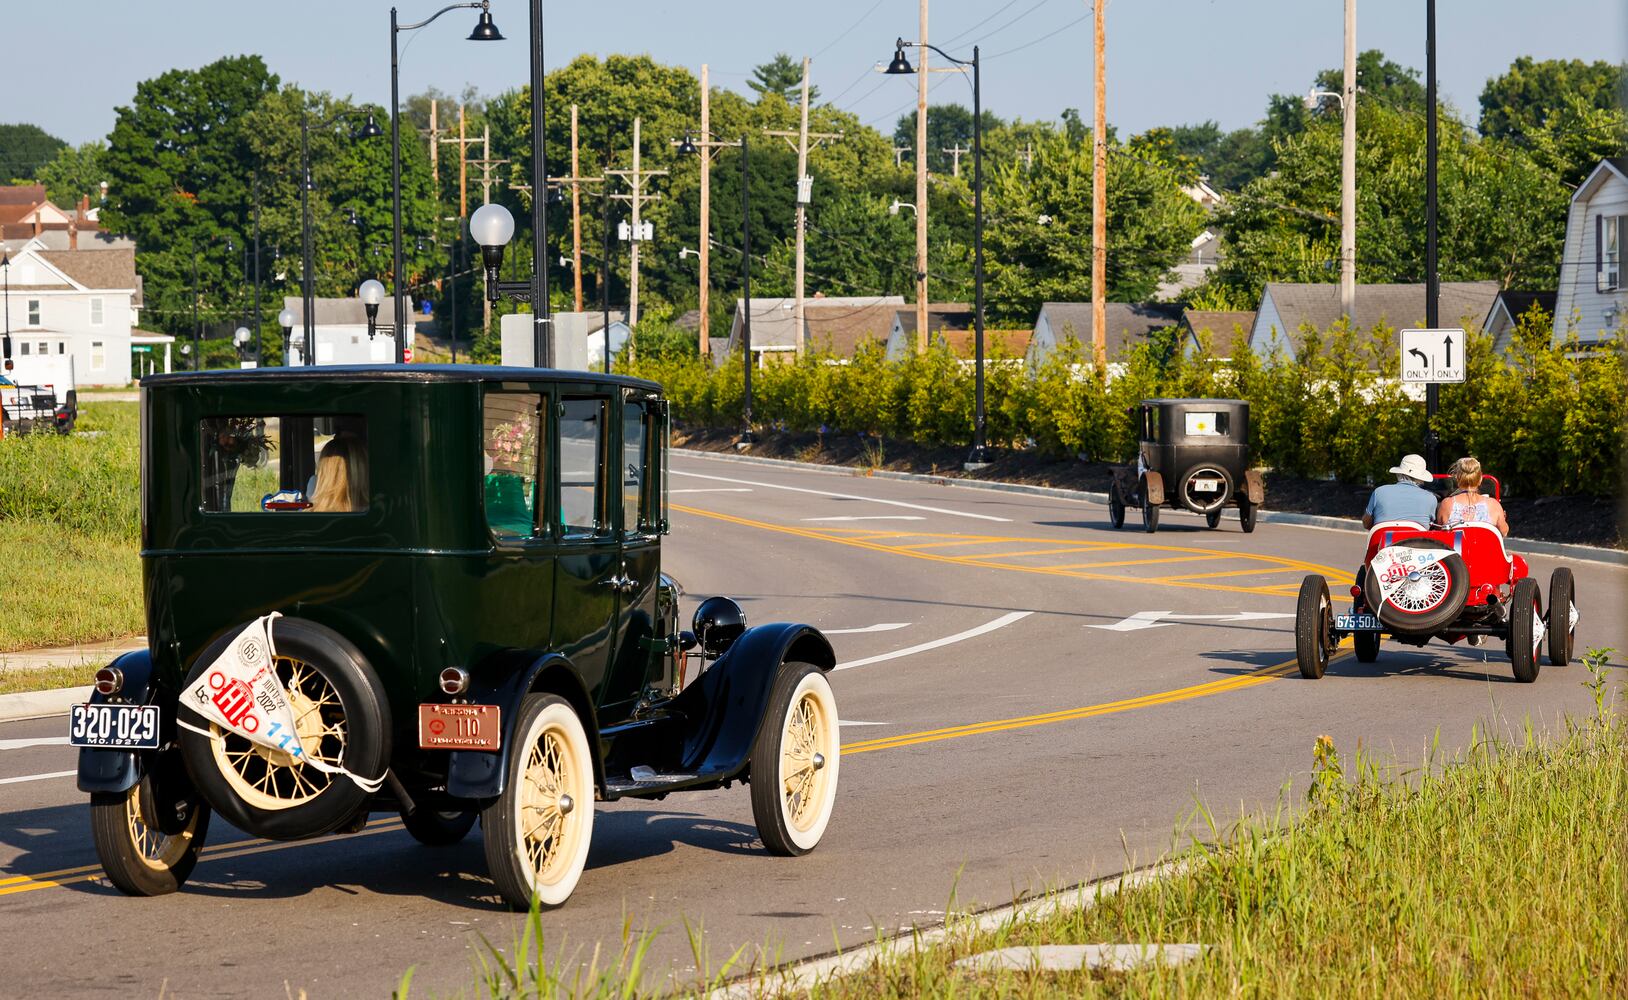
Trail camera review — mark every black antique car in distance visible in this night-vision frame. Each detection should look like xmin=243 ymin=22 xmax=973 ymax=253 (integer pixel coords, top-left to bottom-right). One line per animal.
xmin=73 ymin=365 xmax=840 ymax=909
xmin=1108 ymin=398 xmax=1262 ymax=533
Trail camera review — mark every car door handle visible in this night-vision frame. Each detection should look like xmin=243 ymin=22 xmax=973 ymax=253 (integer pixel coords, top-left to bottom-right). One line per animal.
xmin=603 ymin=573 xmax=638 ymax=594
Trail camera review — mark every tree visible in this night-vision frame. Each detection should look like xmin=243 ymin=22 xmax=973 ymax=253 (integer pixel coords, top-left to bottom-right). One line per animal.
xmin=34 ymin=141 xmax=107 ymax=206
xmin=0 ymin=123 xmax=65 ymax=184
xmin=982 ymin=132 xmax=1205 ymax=323
xmin=892 ymin=103 xmax=1005 ymax=176
xmin=1151 ymin=121 xmax=1270 ymax=192
xmin=1313 ymin=50 xmax=1425 ymax=111
xmin=1515 ymin=93 xmax=1628 ymax=187
xmin=1479 ymin=57 xmax=1625 ymax=141
xmin=748 ymin=53 xmax=816 ymax=103
xmin=1200 ymin=100 xmax=1566 ymax=302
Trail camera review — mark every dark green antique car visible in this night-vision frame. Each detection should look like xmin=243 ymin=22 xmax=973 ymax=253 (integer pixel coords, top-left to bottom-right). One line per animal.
xmin=73 ymin=365 xmax=840 ymax=908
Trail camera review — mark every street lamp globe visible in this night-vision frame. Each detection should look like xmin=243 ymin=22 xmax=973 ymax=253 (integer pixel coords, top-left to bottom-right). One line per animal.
xmin=358 ymin=279 xmax=386 ymax=307
xmin=233 ymin=326 xmax=251 ymax=346
xmin=470 ymin=203 xmax=515 ymax=249
xmin=277 ymin=307 xmax=297 ymax=332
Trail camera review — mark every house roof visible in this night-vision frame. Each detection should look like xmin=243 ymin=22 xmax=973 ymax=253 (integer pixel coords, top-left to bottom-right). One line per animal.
xmin=892 ymin=303 xmax=975 ymax=336
xmin=804 ymin=303 xmax=899 ymax=356
xmin=0 ymin=185 xmax=48 ymax=225
xmin=934 ymin=328 xmax=1032 ymax=358
xmin=1573 ymin=157 xmax=1628 ymax=204
xmin=283 ymin=296 xmax=420 ymax=327
xmin=36 ymin=248 xmax=137 ymax=290
xmin=728 ymin=295 xmax=906 ymax=350
xmin=1181 ymin=309 xmax=1256 ymax=355
xmin=1035 ymin=301 xmax=1184 ymax=356
xmin=1260 ymin=281 xmax=1501 ymax=336
xmin=1488 ymin=289 xmax=1556 ymax=325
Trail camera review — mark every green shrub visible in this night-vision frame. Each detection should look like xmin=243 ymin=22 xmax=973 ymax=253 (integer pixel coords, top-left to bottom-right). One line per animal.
xmin=632 ymin=314 xmax=1626 ymax=495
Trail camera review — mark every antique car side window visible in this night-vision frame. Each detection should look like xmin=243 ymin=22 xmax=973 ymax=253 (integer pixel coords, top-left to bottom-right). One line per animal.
xmin=1141 ymin=406 xmax=1159 ymax=443
xmin=199 ymin=416 xmax=368 ymax=514
xmin=621 ymin=395 xmax=651 ymax=534
xmin=482 ymin=391 xmax=542 ymax=539
xmin=559 ymin=397 xmax=606 ymax=535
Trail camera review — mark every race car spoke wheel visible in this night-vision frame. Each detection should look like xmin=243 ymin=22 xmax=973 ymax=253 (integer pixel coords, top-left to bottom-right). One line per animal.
xmin=752 ymin=662 xmax=840 ymax=856
xmin=483 ymin=694 xmax=595 ymax=910
xmin=1364 ymin=542 xmax=1470 ymax=635
xmin=209 ymin=654 xmax=346 ymax=811
xmin=1386 ymin=562 xmax=1450 ymax=614
xmin=90 ymin=778 xmax=211 ymax=896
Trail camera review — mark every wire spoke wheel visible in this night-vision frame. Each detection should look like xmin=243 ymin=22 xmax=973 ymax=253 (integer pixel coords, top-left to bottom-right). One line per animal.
xmin=1388 ymin=563 xmax=1450 ymax=613
xmin=779 ymin=691 xmax=829 ymax=833
xmin=484 ymin=695 xmax=595 ymax=910
xmin=90 ymin=771 xmax=211 ymax=897
xmin=209 ymin=655 xmax=347 ymax=811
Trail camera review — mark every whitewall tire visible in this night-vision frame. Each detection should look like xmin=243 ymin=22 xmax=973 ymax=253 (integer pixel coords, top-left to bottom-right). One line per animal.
xmin=750 ymin=663 xmax=840 ymax=856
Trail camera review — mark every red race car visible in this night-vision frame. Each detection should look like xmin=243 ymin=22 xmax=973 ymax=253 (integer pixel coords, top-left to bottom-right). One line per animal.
xmin=1294 ymin=474 xmax=1579 ymax=682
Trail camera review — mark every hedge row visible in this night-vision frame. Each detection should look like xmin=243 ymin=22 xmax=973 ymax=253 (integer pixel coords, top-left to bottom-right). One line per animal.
xmin=630 ymin=315 xmax=1626 ymax=497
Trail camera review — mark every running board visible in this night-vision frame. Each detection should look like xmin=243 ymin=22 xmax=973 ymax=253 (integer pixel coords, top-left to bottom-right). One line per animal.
xmin=602 ymin=764 xmax=737 ymax=799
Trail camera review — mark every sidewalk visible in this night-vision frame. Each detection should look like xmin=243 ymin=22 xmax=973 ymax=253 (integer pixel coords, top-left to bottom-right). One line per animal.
xmin=0 ymin=636 xmax=145 ymax=672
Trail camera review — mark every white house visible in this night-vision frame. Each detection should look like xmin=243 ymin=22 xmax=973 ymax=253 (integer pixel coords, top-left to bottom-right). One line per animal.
xmin=1552 ymin=157 xmax=1628 ymax=343
xmin=282 ymin=297 xmax=413 ymax=365
xmin=1248 ymin=281 xmax=1501 ymax=360
xmin=0 ymin=238 xmax=143 ymax=386
xmin=1481 ymin=290 xmax=1557 ymax=354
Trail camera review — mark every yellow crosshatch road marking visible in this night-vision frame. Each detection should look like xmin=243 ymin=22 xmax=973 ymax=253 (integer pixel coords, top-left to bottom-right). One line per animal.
xmin=1050 ymin=553 xmax=1237 ymax=570
xmin=1151 ymin=565 xmax=1306 ymax=583
xmin=674 ymin=505 xmax=1354 ymax=596
xmin=958 ymin=544 xmax=1127 ymax=560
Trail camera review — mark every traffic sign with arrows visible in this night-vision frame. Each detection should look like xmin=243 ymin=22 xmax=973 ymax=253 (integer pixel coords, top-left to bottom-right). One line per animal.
xmin=1400 ymin=328 xmax=1466 ymax=384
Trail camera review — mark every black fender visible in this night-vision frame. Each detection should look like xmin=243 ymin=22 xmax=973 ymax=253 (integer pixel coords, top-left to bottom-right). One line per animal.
xmin=1244 ymin=468 xmax=1265 ymax=505
xmin=670 ymin=622 xmax=835 ymax=778
xmin=445 ymin=650 xmax=601 ymax=800
xmin=76 ymin=648 xmax=158 ymax=794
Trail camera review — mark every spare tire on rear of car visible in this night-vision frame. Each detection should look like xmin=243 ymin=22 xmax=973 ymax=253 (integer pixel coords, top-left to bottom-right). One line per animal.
xmin=179 ymin=617 xmax=391 ymax=841
xmin=1362 ymin=538 xmax=1469 ymax=636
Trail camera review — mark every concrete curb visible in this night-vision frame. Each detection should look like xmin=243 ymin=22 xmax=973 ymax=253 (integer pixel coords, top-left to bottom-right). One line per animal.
xmin=673 ymin=447 xmax=1628 ymax=567
xmin=0 ymin=643 xmax=144 ymax=672
xmin=0 ymin=687 xmax=85 ymax=723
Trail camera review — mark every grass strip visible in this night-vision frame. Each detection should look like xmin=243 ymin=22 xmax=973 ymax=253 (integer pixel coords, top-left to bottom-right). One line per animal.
xmin=0 ymin=664 xmax=94 ymax=697
xmin=800 ymin=652 xmax=1625 ymax=999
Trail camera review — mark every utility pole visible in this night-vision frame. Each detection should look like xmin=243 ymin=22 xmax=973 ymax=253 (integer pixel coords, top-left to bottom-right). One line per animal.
xmin=942 ymin=143 xmax=967 ymax=177
xmin=606 ymin=117 xmax=667 ymax=337
xmin=914 ymin=0 xmax=930 ymax=352
xmin=545 ymin=106 xmax=603 ymax=314
xmin=467 ymin=122 xmax=509 ymax=337
xmin=426 ymin=99 xmax=441 ymax=194
xmin=1340 ymin=0 xmax=1357 ymax=319
xmin=699 ymin=65 xmax=713 ymax=355
xmin=763 ymin=56 xmax=842 ymax=357
xmin=438 ymin=104 xmax=482 ymax=219
xmin=1090 ymin=0 xmax=1108 ymax=371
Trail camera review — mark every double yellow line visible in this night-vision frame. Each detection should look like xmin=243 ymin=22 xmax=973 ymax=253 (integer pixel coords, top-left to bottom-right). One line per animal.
xmin=0 ymin=817 xmax=404 ymax=898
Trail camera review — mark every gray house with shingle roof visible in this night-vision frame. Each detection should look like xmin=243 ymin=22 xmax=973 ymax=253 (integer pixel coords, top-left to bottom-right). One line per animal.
xmin=1248 ymin=281 xmax=1501 ymax=360
xmin=1026 ymin=302 xmax=1183 ymax=370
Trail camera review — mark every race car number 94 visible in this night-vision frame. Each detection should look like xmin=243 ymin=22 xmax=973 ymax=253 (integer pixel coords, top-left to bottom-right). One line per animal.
xmin=69 ymin=704 xmax=161 ymax=749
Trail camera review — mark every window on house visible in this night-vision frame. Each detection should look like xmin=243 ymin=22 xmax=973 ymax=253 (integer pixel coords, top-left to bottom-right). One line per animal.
xmin=89 ymin=297 xmax=104 ymax=325
xmin=36 ymin=341 xmax=46 ymax=355
xmin=56 ymin=342 xmax=65 ymax=354
xmin=91 ymin=341 xmax=105 ymax=370
xmin=18 ymin=342 xmax=29 ymax=356
xmin=1600 ymin=215 xmax=1624 ymax=293
xmin=26 ymin=300 xmax=40 ymax=326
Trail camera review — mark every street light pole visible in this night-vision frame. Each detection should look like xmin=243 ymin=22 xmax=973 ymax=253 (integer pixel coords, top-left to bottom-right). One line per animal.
xmin=390 ymin=2 xmax=500 ymax=366
xmin=252 ymin=171 xmax=263 ymax=367
xmin=602 ymin=174 xmax=613 ymax=373
xmin=885 ymin=39 xmax=987 ymax=467
xmin=739 ymin=132 xmax=753 ymax=445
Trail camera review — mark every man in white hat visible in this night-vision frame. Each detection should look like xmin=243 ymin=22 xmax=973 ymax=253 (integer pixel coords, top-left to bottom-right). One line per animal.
xmin=1361 ymin=453 xmax=1437 ymax=530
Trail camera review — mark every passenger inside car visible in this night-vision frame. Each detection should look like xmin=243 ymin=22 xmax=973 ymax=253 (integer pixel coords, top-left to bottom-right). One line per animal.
xmin=309 ymin=434 xmax=368 ymax=512
xmin=1437 ymin=456 xmax=1509 ymax=536
xmin=1361 ymin=453 xmax=1437 ymax=530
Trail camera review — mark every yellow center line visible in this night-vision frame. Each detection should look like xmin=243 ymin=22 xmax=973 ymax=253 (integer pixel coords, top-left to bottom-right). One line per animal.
xmin=0 ymin=819 xmax=405 ymax=897
xmin=844 ymin=646 xmax=1352 ymax=755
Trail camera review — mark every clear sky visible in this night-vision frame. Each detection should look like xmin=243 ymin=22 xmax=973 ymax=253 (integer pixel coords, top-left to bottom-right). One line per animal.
xmin=3 ymin=0 xmax=1623 ymax=146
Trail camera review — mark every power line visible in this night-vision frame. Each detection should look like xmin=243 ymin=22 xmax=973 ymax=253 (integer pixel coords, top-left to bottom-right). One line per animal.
xmin=813 ymin=0 xmax=888 ymax=59
xmin=985 ymin=12 xmax=1092 ymax=60
xmin=937 ymin=0 xmax=1025 ymax=46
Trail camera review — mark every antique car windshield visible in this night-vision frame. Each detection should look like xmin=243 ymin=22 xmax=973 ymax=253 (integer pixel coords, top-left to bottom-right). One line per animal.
xmin=198 ymin=415 xmax=368 ymax=514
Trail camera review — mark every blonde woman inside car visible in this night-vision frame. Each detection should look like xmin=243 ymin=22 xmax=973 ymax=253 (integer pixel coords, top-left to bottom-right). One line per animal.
xmin=1437 ymin=456 xmax=1508 ymax=536
xmin=310 ymin=435 xmax=368 ymax=512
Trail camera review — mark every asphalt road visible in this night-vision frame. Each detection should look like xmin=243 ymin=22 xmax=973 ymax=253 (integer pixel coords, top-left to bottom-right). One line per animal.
xmin=3 ymin=452 xmax=1624 ymax=997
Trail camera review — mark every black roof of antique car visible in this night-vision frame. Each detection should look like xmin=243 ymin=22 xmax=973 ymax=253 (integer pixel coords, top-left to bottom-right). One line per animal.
xmin=1140 ymin=397 xmax=1248 ymax=407
xmin=141 ymin=364 xmax=661 ymax=392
